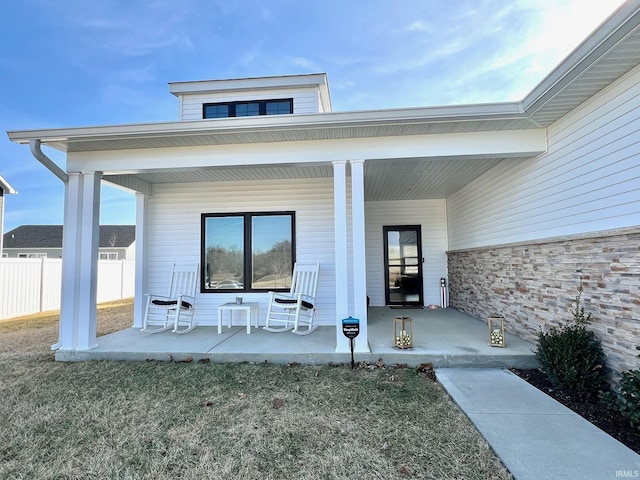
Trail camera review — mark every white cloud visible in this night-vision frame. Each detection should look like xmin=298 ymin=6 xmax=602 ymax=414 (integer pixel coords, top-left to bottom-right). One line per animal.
xmin=395 ymin=21 xmax=431 ymax=34
xmin=289 ymin=56 xmax=322 ymax=72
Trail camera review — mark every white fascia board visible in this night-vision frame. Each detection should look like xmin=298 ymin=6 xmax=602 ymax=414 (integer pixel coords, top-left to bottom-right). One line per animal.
xmin=6 ymin=101 xmax=527 ymax=148
xmin=0 ymin=175 xmax=16 ymax=194
xmin=169 ymin=73 xmax=329 ymax=96
xmin=66 ymin=129 xmax=546 ymax=173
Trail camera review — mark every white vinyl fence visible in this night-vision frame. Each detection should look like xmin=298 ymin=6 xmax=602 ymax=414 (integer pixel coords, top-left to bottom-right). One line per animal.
xmin=0 ymin=258 xmax=135 ymax=320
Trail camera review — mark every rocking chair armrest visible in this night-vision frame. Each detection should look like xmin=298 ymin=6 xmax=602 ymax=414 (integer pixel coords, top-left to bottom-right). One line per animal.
xmin=145 ymin=293 xmax=172 ymax=300
xmin=268 ymin=291 xmax=294 ymax=301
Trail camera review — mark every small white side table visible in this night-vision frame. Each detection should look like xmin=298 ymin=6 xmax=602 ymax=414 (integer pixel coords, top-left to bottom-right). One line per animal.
xmin=218 ymin=302 xmax=260 ymax=334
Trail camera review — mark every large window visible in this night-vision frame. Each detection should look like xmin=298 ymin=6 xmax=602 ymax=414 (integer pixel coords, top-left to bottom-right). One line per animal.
xmin=201 ymin=212 xmax=295 ymax=292
xmin=203 ymin=99 xmax=293 ymax=119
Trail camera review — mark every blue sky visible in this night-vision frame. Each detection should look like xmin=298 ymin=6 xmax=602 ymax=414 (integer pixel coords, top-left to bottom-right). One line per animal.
xmin=0 ymin=0 xmax=626 ymax=232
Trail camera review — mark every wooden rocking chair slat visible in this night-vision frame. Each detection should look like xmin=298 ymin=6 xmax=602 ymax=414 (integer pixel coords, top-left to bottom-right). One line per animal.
xmin=142 ymin=263 xmax=199 ymax=335
xmin=264 ymin=262 xmax=320 ymax=335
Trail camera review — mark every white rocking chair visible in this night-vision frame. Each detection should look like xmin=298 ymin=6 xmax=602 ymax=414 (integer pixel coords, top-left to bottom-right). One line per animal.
xmin=264 ymin=262 xmax=320 ymax=335
xmin=142 ymin=263 xmax=199 ymax=334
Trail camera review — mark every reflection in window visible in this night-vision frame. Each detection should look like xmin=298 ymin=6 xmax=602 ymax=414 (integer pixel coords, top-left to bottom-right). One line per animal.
xmin=236 ymin=103 xmax=260 ymax=116
xmin=251 ymin=215 xmax=293 ymax=289
xmin=203 ymin=99 xmax=293 ymax=119
xmin=202 ymin=212 xmax=294 ymax=292
xmin=266 ymin=101 xmax=292 ymax=115
xmin=203 ymin=216 xmax=245 ymax=290
xmin=204 ymin=104 xmax=229 ymax=118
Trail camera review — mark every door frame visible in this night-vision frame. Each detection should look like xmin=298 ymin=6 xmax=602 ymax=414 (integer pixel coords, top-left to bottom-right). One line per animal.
xmin=383 ymin=225 xmax=424 ymax=306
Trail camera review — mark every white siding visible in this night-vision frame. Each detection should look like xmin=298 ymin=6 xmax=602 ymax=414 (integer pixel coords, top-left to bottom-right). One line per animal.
xmin=179 ymin=87 xmax=320 ymax=120
xmin=365 ymin=199 xmax=448 ymax=306
xmin=447 ymin=65 xmax=640 ymax=250
xmin=145 ymin=178 xmax=337 ymax=326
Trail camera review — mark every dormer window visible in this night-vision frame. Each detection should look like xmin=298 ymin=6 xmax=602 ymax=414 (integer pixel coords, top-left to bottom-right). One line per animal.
xmin=203 ymin=99 xmax=293 ymax=119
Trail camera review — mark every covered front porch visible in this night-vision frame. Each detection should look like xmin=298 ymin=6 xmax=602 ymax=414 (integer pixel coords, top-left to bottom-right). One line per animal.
xmin=56 ymin=306 xmax=539 ymax=369
xmin=8 ymin=87 xmax=548 ymax=360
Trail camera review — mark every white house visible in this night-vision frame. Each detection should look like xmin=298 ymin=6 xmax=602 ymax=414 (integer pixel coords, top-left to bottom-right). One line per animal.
xmin=3 ymin=224 xmax=135 ymax=260
xmin=6 ymin=2 xmax=640 ymax=373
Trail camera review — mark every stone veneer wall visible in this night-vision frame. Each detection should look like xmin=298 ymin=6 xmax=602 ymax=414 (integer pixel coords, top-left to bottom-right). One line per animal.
xmin=447 ymin=227 xmax=640 ymax=378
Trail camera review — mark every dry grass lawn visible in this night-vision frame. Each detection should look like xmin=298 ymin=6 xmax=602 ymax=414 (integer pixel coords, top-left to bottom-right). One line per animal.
xmin=0 ymin=300 xmax=512 ymax=479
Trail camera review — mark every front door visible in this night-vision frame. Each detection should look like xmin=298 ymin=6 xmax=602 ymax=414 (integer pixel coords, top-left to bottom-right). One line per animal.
xmin=384 ymin=225 xmax=424 ymax=306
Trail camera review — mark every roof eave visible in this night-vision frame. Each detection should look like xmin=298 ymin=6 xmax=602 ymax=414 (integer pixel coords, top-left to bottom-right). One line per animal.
xmin=6 ymin=101 xmax=528 ymax=151
xmin=522 ymin=0 xmax=640 ymax=114
xmin=0 ymin=175 xmax=17 ymax=194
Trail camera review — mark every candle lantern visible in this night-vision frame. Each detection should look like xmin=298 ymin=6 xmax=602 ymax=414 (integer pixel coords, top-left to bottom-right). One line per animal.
xmin=488 ymin=316 xmax=506 ymax=347
xmin=393 ymin=316 xmax=413 ymax=349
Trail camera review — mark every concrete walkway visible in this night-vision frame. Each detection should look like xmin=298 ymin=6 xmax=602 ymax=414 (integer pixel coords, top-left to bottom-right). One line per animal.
xmin=437 ymin=368 xmax=640 ymax=480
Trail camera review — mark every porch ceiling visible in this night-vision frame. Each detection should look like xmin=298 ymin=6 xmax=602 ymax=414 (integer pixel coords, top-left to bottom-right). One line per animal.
xmin=104 ymin=155 xmax=508 ymax=201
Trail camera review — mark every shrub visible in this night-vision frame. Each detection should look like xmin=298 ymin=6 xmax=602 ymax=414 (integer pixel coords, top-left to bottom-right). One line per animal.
xmin=615 ymin=369 xmax=640 ymax=429
xmin=534 ymin=284 xmax=608 ymax=398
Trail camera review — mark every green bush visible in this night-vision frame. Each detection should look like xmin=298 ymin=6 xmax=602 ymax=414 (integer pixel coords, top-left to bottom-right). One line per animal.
xmin=615 ymin=369 xmax=640 ymax=429
xmin=534 ymin=284 xmax=608 ymax=398
xmin=535 ymin=324 xmax=607 ymax=397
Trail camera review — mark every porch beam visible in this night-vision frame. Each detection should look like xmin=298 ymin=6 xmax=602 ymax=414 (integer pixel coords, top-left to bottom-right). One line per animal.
xmin=65 ymin=129 xmax=546 ymax=172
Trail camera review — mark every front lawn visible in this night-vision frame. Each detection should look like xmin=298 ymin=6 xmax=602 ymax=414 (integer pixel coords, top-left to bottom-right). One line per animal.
xmin=0 ymin=300 xmax=511 ymax=479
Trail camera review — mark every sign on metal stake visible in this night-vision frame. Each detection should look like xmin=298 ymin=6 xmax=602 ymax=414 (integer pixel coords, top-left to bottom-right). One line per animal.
xmin=341 ymin=316 xmax=360 ymax=369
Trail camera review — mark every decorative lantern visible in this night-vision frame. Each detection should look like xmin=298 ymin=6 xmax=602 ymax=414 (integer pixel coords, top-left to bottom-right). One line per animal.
xmin=394 ymin=316 xmax=413 ymax=349
xmin=488 ymin=316 xmax=506 ymax=348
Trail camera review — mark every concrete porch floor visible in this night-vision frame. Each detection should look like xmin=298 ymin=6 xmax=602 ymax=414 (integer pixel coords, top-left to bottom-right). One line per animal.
xmin=56 ymin=307 xmax=539 ymax=368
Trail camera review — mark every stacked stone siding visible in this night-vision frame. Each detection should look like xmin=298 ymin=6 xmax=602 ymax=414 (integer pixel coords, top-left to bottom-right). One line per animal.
xmin=447 ymin=228 xmax=640 ymax=377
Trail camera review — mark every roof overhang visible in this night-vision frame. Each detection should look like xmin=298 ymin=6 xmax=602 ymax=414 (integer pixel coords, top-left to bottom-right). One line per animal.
xmin=6 ymin=102 xmax=535 ymax=153
xmin=0 ymin=175 xmax=16 ymax=194
xmin=523 ymin=0 xmax=640 ymax=124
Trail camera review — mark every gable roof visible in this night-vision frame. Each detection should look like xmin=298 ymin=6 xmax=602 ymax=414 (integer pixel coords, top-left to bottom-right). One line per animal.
xmin=3 ymin=225 xmax=135 ymax=249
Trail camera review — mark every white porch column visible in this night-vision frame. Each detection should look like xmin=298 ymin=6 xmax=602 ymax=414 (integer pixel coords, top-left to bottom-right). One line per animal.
xmin=133 ymin=192 xmax=148 ymax=328
xmin=57 ymin=173 xmax=82 ymax=350
xmin=333 ymin=161 xmax=350 ymax=352
xmin=58 ymin=171 xmax=102 ymax=351
xmin=350 ymin=159 xmax=369 ymax=352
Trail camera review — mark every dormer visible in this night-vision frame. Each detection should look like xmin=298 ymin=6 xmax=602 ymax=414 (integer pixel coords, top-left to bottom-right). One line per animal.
xmin=169 ymin=73 xmax=332 ymax=121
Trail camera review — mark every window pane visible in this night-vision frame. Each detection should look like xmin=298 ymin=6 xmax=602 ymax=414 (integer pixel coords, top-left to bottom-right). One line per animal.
xmin=251 ymin=215 xmax=293 ymax=289
xmin=266 ymin=100 xmax=292 ymax=115
xmin=203 ymin=216 xmax=245 ymax=289
xmin=204 ymin=104 xmax=229 ymax=118
xmin=236 ymin=103 xmax=259 ymax=116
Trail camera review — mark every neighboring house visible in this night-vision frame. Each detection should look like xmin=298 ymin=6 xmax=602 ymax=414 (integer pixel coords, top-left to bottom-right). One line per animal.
xmin=3 ymin=225 xmax=135 ymax=260
xmin=6 ymin=3 xmax=640 ymax=374
xmin=0 ymin=175 xmax=17 ymax=258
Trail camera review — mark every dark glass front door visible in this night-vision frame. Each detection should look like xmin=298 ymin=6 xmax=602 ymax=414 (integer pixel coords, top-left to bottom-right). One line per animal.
xmin=384 ymin=225 xmax=424 ymax=306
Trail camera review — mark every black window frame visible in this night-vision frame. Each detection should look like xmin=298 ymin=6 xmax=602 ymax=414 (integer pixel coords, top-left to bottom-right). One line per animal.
xmin=200 ymin=211 xmax=296 ymax=293
xmin=203 ymin=98 xmax=293 ymax=119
